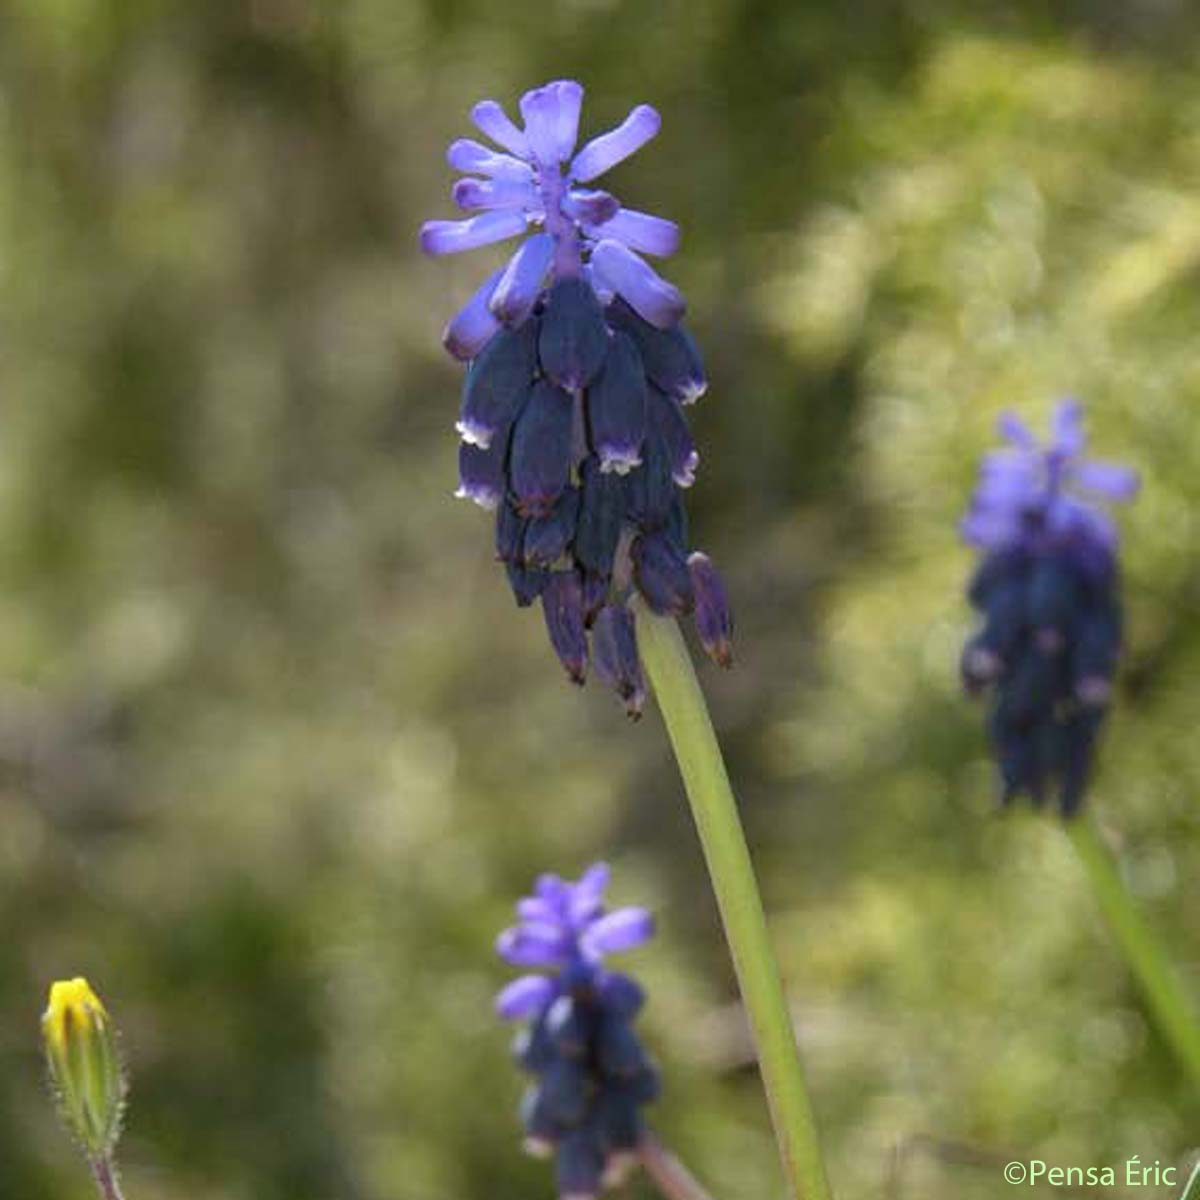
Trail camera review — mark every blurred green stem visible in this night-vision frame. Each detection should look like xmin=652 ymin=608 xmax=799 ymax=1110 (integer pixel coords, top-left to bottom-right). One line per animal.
xmin=1068 ymin=817 xmax=1200 ymax=1086
xmin=637 ymin=610 xmax=832 ymax=1200
xmin=1179 ymin=1160 xmax=1200 ymax=1200
xmin=90 ymin=1156 xmax=126 ymax=1200
xmin=640 ymin=1133 xmax=718 ymax=1200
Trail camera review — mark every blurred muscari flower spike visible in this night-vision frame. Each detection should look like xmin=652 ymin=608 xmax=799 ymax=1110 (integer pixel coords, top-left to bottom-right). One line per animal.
xmin=421 ymin=80 xmax=732 ymax=714
xmin=42 ymin=977 xmax=127 ymax=1160
xmin=495 ymin=863 xmax=659 ymax=1200
xmin=960 ymin=400 xmax=1139 ymax=817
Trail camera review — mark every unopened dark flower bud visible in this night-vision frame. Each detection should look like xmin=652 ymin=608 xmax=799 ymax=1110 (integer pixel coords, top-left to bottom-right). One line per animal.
xmin=542 ymin=571 xmax=588 ymax=683
xmin=457 ymin=320 xmax=538 ymax=448
xmin=511 ymin=381 xmax=575 ymax=517
xmin=591 ymin=604 xmax=645 ymax=718
xmin=632 ymin=531 xmax=693 ymax=616
xmin=540 ymin=277 xmax=609 ymax=392
xmin=688 ymin=553 xmax=733 ymax=667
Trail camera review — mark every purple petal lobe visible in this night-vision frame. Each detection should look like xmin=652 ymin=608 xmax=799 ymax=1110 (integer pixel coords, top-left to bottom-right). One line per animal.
xmin=516 ymin=897 xmax=558 ymax=922
xmin=590 ymin=239 xmax=685 ymax=329
xmin=442 ymin=268 xmax=503 ymax=361
xmin=570 ymin=104 xmax=661 ymax=183
xmin=495 ymin=974 xmax=556 ymax=1019
xmin=590 ymin=208 xmax=680 ymax=257
xmin=420 ymin=210 xmax=528 ymax=256
xmin=1052 ymin=399 xmax=1085 ymax=455
xmin=554 ymin=81 xmax=585 ymax=162
xmin=562 ymin=189 xmax=620 ymax=226
xmin=580 ymin=907 xmax=655 ymax=957
xmin=446 ymin=139 xmax=534 ymax=181
xmin=471 ymin=99 xmax=530 ymax=158
xmin=453 ymin=176 xmax=536 ymax=211
xmin=689 ymin=552 xmax=733 ymax=668
xmin=510 ymin=380 xmax=574 ymax=516
xmin=1074 ymin=460 xmax=1140 ymax=501
xmin=496 ymin=921 xmax=570 ymax=966
xmin=568 ymin=862 xmax=611 ymax=927
xmin=998 ymin=412 xmax=1036 ymax=448
xmin=489 ymin=234 xmax=554 ymax=325
xmin=541 ymin=571 xmax=588 ymax=684
xmin=520 ymin=82 xmax=580 ymax=166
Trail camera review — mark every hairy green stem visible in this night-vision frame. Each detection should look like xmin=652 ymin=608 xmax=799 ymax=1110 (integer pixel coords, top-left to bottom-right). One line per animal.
xmin=90 ymin=1156 xmax=126 ymax=1200
xmin=1068 ymin=817 xmax=1200 ymax=1086
xmin=637 ymin=609 xmax=832 ymax=1200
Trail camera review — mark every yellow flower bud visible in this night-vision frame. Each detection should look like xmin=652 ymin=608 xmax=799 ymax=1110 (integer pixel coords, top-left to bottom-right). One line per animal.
xmin=42 ymin=978 xmax=126 ymax=1158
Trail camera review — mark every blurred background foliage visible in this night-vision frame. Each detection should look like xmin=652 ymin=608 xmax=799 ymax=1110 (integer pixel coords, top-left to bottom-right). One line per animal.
xmin=0 ymin=1 xmax=1197 ymax=1198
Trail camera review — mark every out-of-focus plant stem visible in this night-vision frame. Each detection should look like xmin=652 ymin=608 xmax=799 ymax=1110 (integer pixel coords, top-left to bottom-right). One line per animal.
xmin=640 ymin=1133 xmax=718 ymax=1200
xmin=1068 ymin=816 xmax=1200 ymax=1087
xmin=637 ymin=609 xmax=833 ymax=1200
xmin=90 ymin=1156 xmax=126 ymax=1200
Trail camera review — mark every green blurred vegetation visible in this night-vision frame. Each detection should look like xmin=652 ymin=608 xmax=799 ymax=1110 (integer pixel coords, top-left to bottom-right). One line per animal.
xmin=1 ymin=1 xmax=1198 ymax=1197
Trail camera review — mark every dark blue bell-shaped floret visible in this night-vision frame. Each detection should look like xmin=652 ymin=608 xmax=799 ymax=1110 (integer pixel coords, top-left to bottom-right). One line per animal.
xmin=591 ymin=604 xmax=645 ymax=718
xmin=540 ymin=276 xmax=610 ymax=392
xmin=573 ymin=461 xmax=626 ymax=578
xmin=1058 ymin=707 xmax=1105 ymax=817
xmin=580 ymin=571 xmax=609 ymax=628
xmin=556 ymin=1129 xmax=605 ymax=1200
xmin=511 ymin=380 xmax=575 ymax=517
xmin=542 ymin=570 xmax=588 ymax=683
xmin=625 ymin=419 xmax=676 ymax=530
xmin=507 ymin=562 xmax=551 ymax=607
xmin=457 ymin=437 xmax=508 ymax=510
xmin=587 ymin=331 xmax=647 ymax=474
xmin=1071 ymin=600 xmax=1121 ymax=704
xmin=1028 ymin=558 xmax=1083 ymax=649
xmin=607 ymin=298 xmax=706 ymax=404
xmin=457 ymin=318 xmax=539 ymax=448
xmin=689 ymin=553 xmax=733 ymax=668
xmin=539 ymin=1057 xmax=590 ymax=1126
xmin=546 ymin=994 xmax=590 ymax=1060
xmin=526 ymin=487 xmax=582 ymax=567
xmin=647 ymin=387 xmax=698 ymax=487
xmin=632 ymin=531 xmax=694 ymax=616
xmin=495 ymin=501 xmax=526 ymax=563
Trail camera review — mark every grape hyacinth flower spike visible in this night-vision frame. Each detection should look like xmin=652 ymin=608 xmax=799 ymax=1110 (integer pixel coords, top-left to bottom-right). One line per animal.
xmin=960 ymin=400 xmax=1139 ymax=816
xmin=495 ymin=864 xmax=660 ymax=1199
xmin=420 ymin=80 xmax=732 ymax=715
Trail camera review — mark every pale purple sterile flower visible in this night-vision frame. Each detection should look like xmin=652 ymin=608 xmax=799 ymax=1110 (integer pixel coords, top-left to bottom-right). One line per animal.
xmin=495 ymin=862 xmax=655 ymax=1020
xmin=960 ymin=399 xmax=1139 ymax=578
xmin=421 ymin=79 xmax=685 ymax=360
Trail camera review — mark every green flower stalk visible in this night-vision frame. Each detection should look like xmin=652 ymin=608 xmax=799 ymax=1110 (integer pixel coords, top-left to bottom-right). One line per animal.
xmin=43 ymin=977 xmax=128 ymax=1200
xmin=638 ymin=610 xmax=832 ymax=1200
